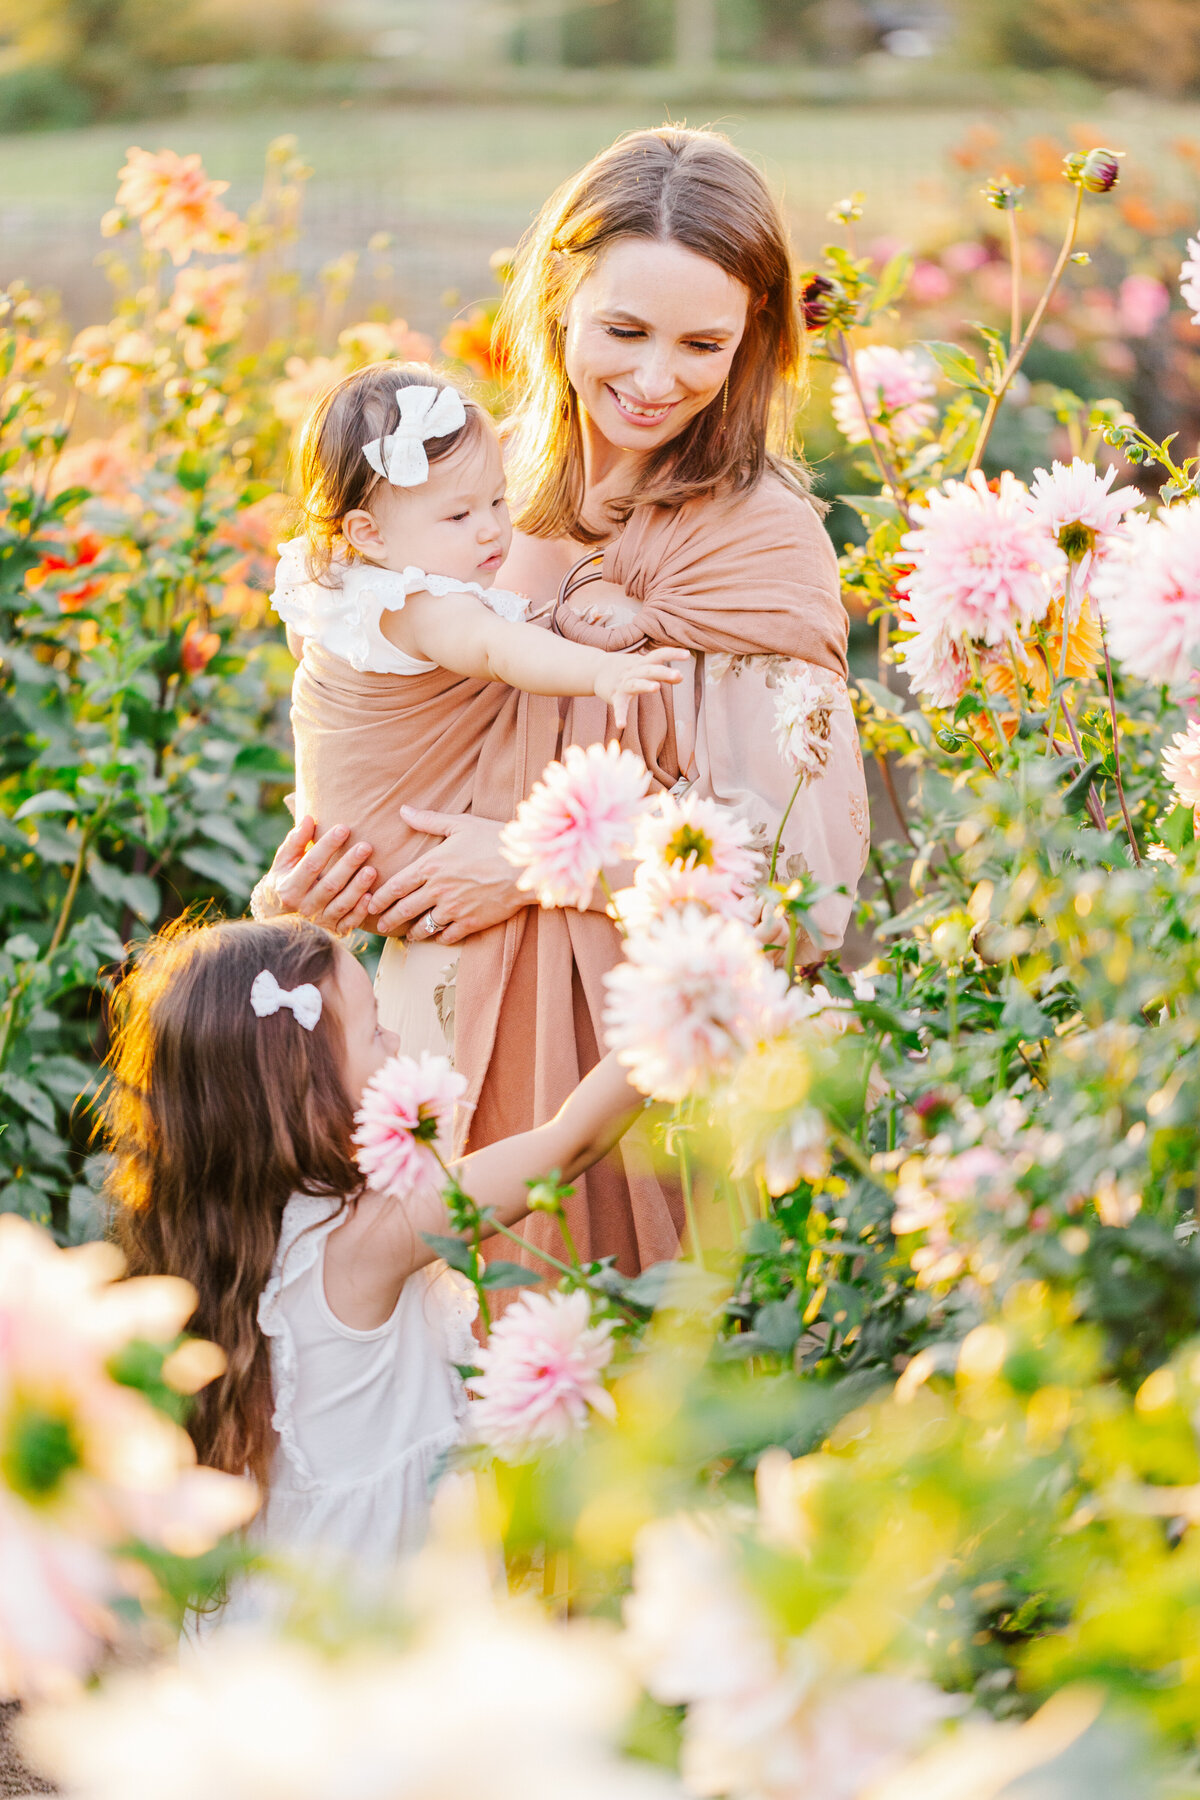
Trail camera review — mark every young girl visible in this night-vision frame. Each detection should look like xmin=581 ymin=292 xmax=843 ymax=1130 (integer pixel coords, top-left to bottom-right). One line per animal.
xmin=271 ymin=362 xmax=683 ymax=873
xmin=104 ymin=914 xmax=641 ymax=1576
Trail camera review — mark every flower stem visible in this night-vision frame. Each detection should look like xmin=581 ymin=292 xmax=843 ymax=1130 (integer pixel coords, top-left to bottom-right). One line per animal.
xmin=674 ymin=1103 xmax=705 ymax=1268
xmin=965 ymin=643 xmax=1007 ymax=763
xmin=1098 ymin=612 xmax=1141 ymax=865
xmin=968 ymin=184 xmax=1084 ymax=476
xmin=1007 ymin=207 xmax=1022 ymax=354
xmin=831 ymin=329 xmax=912 ymax=527
xmin=769 ymin=772 xmax=806 ymax=882
xmin=1044 ymin=564 xmax=1076 ymax=758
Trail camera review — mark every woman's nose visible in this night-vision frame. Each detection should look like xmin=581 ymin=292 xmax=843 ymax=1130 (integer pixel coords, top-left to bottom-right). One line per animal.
xmin=382 ymin=1028 xmax=400 ymax=1056
xmin=629 ymin=347 xmax=677 ymax=401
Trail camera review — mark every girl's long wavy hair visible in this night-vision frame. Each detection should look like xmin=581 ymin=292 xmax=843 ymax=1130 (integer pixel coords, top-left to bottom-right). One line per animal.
xmin=498 ymin=125 xmax=810 ymax=544
xmin=102 ymin=916 xmax=364 ymax=1491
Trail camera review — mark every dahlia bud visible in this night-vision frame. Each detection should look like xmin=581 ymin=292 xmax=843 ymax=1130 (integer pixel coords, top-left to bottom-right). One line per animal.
xmin=983 ymin=175 xmax=1024 ymax=212
xmin=1064 ymin=148 xmax=1123 ymax=194
xmin=800 ymin=273 xmax=843 ymax=331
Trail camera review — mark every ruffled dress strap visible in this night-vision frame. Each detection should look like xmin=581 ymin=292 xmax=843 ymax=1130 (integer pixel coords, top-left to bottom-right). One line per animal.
xmin=256 ymin=1194 xmax=344 ymax=1488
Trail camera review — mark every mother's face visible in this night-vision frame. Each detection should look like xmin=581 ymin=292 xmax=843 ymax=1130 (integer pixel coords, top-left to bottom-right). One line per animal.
xmin=562 ymin=237 xmax=750 ymax=456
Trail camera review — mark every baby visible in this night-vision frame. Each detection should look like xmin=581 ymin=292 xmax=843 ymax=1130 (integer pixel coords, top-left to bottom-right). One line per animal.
xmin=271 ymin=362 xmax=683 ymax=736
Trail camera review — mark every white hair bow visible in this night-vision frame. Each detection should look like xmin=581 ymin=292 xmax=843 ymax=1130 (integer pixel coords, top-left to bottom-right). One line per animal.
xmin=362 ymin=385 xmax=468 ymax=489
xmin=250 ymin=968 xmax=323 ymax=1032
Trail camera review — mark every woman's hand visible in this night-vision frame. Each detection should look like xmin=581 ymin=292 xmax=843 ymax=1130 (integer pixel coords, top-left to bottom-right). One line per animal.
xmin=369 ymin=808 xmax=530 ymax=944
xmin=254 ymin=815 xmax=379 ymax=933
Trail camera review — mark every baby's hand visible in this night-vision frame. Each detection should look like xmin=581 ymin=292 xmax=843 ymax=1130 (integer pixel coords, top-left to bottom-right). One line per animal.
xmin=595 ymin=647 xmax=688 ymax=729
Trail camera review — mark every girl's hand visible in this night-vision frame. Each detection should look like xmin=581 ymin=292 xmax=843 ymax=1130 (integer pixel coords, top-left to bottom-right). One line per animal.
xmin=594 ymin=647 xmax=687 ymax=729
xmin=368 ymin=809 xmax=529 ymax=944
xmin=255 ymin=815 xmax=379 ymax=933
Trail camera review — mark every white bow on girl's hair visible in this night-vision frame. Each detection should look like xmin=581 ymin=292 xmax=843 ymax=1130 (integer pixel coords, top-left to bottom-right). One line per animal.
xmin=250 ymin=969 xmax=323 ymax=1032
xmin=361 ymin=385 xmax=467 ymax=489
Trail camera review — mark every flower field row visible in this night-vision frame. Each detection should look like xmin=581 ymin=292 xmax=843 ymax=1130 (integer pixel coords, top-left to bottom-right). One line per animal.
xmin=6 ymin=127 xmax=1200 ymax=1797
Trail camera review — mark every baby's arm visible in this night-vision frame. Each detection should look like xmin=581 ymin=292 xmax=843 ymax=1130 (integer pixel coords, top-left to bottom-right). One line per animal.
xmin=383 ymin=588 xmax=685 ymax=728
xmin=324 ymin=1054 xmax=642 ymax=1321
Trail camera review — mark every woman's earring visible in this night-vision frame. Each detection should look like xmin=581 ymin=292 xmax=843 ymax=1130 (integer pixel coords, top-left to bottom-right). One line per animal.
xmin=721 ymin=373 xmax=730 ymax=418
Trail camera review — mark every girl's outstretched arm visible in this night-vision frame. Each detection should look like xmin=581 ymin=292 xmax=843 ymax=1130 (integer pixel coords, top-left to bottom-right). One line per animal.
xmin=324 ymin=1055 xmax=642 ymax=1325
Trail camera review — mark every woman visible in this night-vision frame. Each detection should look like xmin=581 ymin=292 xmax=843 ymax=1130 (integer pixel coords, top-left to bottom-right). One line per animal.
xmin=256 ymin=126 xmax=868 ymax=1275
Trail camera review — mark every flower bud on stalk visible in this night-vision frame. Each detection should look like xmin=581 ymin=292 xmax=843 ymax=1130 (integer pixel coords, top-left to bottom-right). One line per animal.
xmin=983 ymin=175 xmax=1025 ymax=212
xmin=1064 ymin=148 xmax=1124 ymax=194
xmin=799 ymin=273 xmax=844 ymax=332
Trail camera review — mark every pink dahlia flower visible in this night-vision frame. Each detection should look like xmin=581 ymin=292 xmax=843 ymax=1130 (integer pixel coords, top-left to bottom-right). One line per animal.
xmin=1162 ymin=718 xmax=1200 ymax=809
xmin=893 ymin=614 xmax=973 ymax=708
xmin=114 ymin=148 xmax=244 ymax=266
xmin=1093 ymin=501 xmax=1200 ymax=687
xmin=897 ymin=471 xmax=1057 ymax=652
xmin=352 ymin=1052 xmax=466 ymax=1198
xmin=603 ymin=906 xmax=784 ymax=1101
xmin=0 ymin=1494 xmax=116 ymax=1699
xmin=1028 ymin=457 xmax=1142 ymax=587
xmin=500 ymin=742 xmax=651 ymax=911
xmin=467 ymin=1289 xmax=615 ymax=1455
xmin=831 ymin=345 xmax=936 ymax=447
xmin=615 ymin=794 xmax=761 ymax=928
xmin=772 ymin=668 xmax=837 ymax=779
xmin=1181 ymin=235 xmax=1200 ymax=324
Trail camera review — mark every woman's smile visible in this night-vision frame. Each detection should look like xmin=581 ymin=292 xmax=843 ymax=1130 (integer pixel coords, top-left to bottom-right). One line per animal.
xmin=605 ymin=387 xmax=681 ymax=427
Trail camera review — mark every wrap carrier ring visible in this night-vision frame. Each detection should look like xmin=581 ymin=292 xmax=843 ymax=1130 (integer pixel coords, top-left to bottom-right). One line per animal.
xmin=420 ymin=910 xmax=442 ymax=938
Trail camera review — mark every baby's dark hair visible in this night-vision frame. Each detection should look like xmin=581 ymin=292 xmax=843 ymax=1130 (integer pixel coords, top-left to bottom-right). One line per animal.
xmin=295 ymin=361 xmax=488 ymax=577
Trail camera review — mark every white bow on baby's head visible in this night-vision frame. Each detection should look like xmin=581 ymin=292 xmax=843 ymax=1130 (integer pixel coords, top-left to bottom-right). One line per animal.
xmin=250 ymin=968 xmax=323 ymax=1032
xmin=362 ymin=385 xmax=468 ymax=489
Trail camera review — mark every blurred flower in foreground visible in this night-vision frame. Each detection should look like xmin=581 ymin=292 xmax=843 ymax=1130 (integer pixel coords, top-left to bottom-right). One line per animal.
xmin=353 ymin=1052 xmax=466 ymax=1199
xmin=159 ymin=264 xmax=247 ymax=370
xmin=1118 ymin=274 xmax=1169 ymax=339
xmin=48 ymin=437 xmax=142 ymax=505
xmin=613 ymin=792 xmax=761 ymax=929
xmin=831 ymin=345 xmax=935 ymax=447
xmin=113 ymin=147 xmax=245 ymax=265
xmin=0 ymin=1217 xmax=256 ymax=1698
xmin=22 ymin=1590 xmax=678 ymax=1800
xmin=468 ymin=1289 xmax=615 ymax=1456
xmin=1182 ymin=234 xmax=1200 ymax=325
xmin=1162 ymin=718 xmax=1200 ymax=812
xmin=604 ymin=906 xmax=784 ymax=1101
xmin=625 ymin=1511 xmax=960 ymax=1800
xmin=1093 ymin=500 xmax=1200 ymax=687
xmin=501 ymin=742 xmax=650 ymax=911
xmin=772 ymin=668 xmax=836 ymax=780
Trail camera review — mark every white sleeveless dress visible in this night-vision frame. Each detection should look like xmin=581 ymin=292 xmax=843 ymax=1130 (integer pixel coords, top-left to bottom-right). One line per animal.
xmin=253 ymin=1193 xmax=477 ymax=1567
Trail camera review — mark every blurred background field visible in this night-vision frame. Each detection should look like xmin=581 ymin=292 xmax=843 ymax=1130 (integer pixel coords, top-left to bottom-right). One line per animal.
xmin=6 ymin=95 xmax=1200 ymax=339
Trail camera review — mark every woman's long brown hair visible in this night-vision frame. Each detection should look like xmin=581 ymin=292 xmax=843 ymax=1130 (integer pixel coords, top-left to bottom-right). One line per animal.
xmin=498 ymin=125 xmax=810 ymax=543
xmin=103 ymin=916 xmax=364 ymax=1491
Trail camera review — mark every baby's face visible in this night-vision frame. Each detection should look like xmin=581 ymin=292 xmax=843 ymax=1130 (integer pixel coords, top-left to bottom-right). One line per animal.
xmin=368 ymin=425 xmax=511 ymax=587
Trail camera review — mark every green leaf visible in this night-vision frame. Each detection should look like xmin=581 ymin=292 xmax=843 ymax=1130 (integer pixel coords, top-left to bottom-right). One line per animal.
xmin=1062 ymin=757 xmax=1104 ymax=816
xmin=121 ymin=873 xmax=161 ymax=922
xmin=232 ymin=743 xmax=294 ymax=777
xmin=178 ymin=844 xmax=256 ymax=899
xmin=13 ymin=791 xmax=78 ymax=821
xmin=478 ymin=1261 xmax=542 ymax=1290
xmin=419 ymin=1231 xmax=476 ymax=1277
xmin=921 ymin=340 xmax=992 ymax=394
xmin=865 ymin=250 xmax=913 ymax=319
xmin=1160 ymin=805 xmax=1195 ymax=852
xmin=854 ymin=677 xmax=906 ymax=718
xmin=0 ymin=1074 xmax=56 ymax=1130
xmin=755 ymin=1297 xmax=802 ymax=1354
xmin=4 ymin=933 xmax=38 ymax=961
xmin=837 ymin=494 xmax=901 ymax=526
xmin=175 ymin=450 xmax=210 ymax=492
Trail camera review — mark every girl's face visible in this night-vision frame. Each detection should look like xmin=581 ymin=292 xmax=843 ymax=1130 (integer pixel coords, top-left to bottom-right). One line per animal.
xmin=330 ymin=948 xmax=399 ymax=1104
xmin=345 ymin=425 xmax=511 ymax=587
xmin=562 ymin=237 xmax=750 ymax=457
